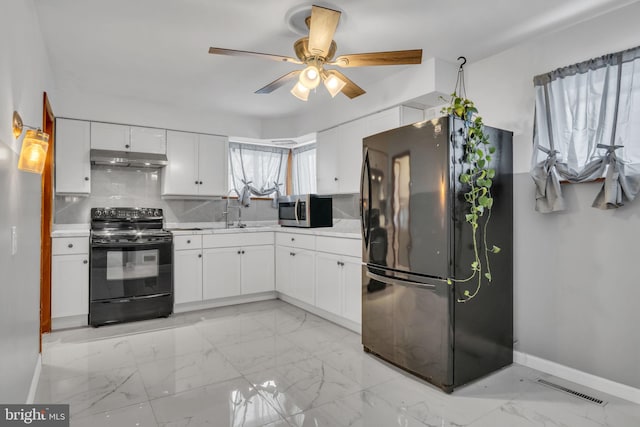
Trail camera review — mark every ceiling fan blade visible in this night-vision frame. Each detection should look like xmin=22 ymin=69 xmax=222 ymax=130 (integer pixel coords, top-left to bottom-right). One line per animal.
xmin=255 ymin=70 xmax=301 ymax=94
xmin=329 ymin=70 xmax=366 ymax=99
xmin=308 ymin=5 xmax=341 ymax=57
xmin=330 ymin=49 xmax=423 ymax=67
xmin=208 ymin=47 xmax=301 ymax=64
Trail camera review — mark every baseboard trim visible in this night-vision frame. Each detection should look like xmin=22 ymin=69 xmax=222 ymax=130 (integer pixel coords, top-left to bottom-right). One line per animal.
xmin=174 ymin=292 xmax=277 ymax=313
xmin=277 ymin=293 xmax=361 ymax=334
xmin=514 ymin=351 xmax=640 ymax=404
xmin=26 ymin=354 xmax=42 ymax=404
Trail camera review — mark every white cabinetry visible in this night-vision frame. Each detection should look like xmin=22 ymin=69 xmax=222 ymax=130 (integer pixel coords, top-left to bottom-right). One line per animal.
xmin=51 ymin=236 xmax=89 ymax=326
xmin=173 ymin=232 xmax=274 ymax=307
xmin=363 ymin=105 xmax=424 ymax=138
xmin=275 ymin=232 xmax=316 ymax=305
xmin=314 ymin=236 xmax=362 ymax=324
xmin=91 ymin=122 xmax=166 ymax=154
xmin=55 ymin=118 xmax=91 ymax=195
xmin=174 ymin=248 xmax=203 ymax=304
xmin=162 ymin=131 xmax=227 ymax=197
xmin=316 ymin=105 xmax=423 ymax=195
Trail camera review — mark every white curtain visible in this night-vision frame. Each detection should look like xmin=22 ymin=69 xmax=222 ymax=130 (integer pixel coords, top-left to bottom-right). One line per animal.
xmin=292 ymin=144 xmax=317 ymax=195
xmin=531 ymin=45 xmax=640 ymax=212
xmin=228 ymin=142 xmax=288 ymax=206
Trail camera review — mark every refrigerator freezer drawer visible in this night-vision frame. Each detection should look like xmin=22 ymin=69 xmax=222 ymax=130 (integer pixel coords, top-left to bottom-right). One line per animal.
xmin=362 ymin=265 xmax=452 ymax=390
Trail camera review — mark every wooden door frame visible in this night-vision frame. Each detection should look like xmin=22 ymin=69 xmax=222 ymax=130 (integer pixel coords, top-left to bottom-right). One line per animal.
xmin=40 ymin=92 xmax=55 ymax=349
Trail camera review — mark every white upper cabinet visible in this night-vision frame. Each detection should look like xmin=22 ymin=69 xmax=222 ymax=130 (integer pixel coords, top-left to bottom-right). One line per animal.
xmin=197 ymin=134 xmax=227 ymax=196
xmin=316 ymin=126 xmax=340 ymax=194
xmin=161 ymin=131 xmax=227 ymax=197
xmin=316 ymin=106 xmax=424 ymax=195
xmin=90 ymin=122 xmax=129 ymax=151
xmin=91 ymin=122 xmax=166 ymax=154
xmin=55 ymin=118 xmax=91 ymax=195
xmin=129 ymin=126 xmax=167 ymax=154
xmin=316 ymin=120 xmax=365 ymax=194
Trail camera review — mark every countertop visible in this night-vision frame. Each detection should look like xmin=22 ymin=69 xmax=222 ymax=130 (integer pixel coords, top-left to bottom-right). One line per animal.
xmin=50 ymin=219 xmax=361 ymax=239
xmin=51 ymin=224 xmax=90 ymax=238
xmin=166 ymin=219 xmax=361 ymax=239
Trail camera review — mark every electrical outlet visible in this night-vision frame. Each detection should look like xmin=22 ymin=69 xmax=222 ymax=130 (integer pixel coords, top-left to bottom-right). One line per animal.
xmin=11 ymin=226 xmax=17 ymax=255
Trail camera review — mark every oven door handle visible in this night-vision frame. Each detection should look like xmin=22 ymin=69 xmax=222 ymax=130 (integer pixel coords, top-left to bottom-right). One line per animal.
xmin=91 ymin=239 xmax=172 ymax=247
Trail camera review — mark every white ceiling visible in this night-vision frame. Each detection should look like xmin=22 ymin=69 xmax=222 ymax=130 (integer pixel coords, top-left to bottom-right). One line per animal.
xmin=34 ymin=0 xmax=636 ymax=121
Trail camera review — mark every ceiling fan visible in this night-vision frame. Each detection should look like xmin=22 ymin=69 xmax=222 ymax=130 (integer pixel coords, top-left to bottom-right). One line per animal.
xmin=208 ymin=5 xmax=422 ymax=101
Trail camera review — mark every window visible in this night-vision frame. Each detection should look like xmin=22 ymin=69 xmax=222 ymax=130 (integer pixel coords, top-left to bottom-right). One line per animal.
xmin=531 ymin=45 xmax=640 ymax=212
xmin=228 ymin=142 xmax=288 ymax=200
xmin=291 ymin=144 xmax=317 ymax=195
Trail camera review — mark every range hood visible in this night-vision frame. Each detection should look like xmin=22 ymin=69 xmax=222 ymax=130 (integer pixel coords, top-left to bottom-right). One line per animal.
xmin=90 ymin=149 xmax=168 ymax=168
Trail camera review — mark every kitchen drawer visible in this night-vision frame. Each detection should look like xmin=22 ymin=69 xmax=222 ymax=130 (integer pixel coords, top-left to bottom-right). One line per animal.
xmin=203 ymin=232 xmax=274 ymax=248
xmin=316 ymin=236 xmax=361 ymax=258
xmin=173 ymin=234 xmax=202 ymax=250
xmin=52 ymin=237 xmax=89 ymax=255
xmin=276 ymin=232 xmax=315 ymax=250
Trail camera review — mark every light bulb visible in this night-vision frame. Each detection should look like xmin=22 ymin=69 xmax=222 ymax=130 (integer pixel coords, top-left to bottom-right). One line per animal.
xmin=323 ymin=73 xmax=347 ymax=97
xmin=299 ymin=65 xmax=321 ymax=89
xmin=291 ymin=82 xmax=310 ymax=101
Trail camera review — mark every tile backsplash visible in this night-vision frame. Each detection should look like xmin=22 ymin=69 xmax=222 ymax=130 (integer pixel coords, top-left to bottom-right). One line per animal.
xmin=54 ymin=166 xmax=360 ymax=224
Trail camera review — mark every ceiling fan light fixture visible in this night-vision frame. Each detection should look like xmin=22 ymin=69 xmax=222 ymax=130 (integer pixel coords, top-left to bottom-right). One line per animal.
xmin=299 ymin=64 xmax=321 ymax=89
xmin=323 ymin=72 xmax=346 ymax=97
xmin=291 ymin=81 xmax=310 ymax=101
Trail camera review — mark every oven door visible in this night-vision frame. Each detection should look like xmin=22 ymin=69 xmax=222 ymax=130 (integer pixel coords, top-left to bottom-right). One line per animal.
xmin=90 ymin=239 xmax=173 ymax=302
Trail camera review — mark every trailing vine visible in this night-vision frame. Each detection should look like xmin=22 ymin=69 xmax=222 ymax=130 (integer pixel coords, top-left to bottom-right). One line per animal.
xmin=441 ymin=58 xmax=500 ymax=302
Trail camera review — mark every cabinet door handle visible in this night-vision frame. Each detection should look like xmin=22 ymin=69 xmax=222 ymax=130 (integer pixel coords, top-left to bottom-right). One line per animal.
xmin=241 ymin=250 xmax=245 ymax=254
xmin=83 ymin=259 xmax=88 ymax=264
xmin=195 ymin=180 xmax=199 ymax=185
xmin=334 ymin=177 xmax=339 ymax=181
xmin=84 ymin=177 xmax=89 ymax=181
xmin=199 ymin=181 xmax=203 ymax=185
xmin=237 ymin=250 xmax=241 ymax=254
xmin=68 ymin=243 xmax=74 ymax=248
xmin=125 ymin=144 xmax=130 ymax=149
xmin=187 ymin=240 xmax=191 ymax=244
xmin=291 ymin=237 xmax=295 ymax=241
xmin=198 ymin=253 xmax=202 ymax=258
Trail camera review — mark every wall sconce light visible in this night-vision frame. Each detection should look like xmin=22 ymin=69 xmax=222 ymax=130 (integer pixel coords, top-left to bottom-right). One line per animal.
xmin=13 ymin=111 xmax=50 ymax=174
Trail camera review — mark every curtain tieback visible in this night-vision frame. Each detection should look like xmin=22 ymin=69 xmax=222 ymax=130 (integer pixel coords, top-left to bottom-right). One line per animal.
xmin=538 ymin=146 xmax=559 ymax=172
xmin=597 ymin=144 xmax=623 ymax=163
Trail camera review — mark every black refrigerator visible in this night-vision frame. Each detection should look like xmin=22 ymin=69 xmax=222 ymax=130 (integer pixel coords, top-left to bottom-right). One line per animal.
xmin=361 ymin=115 xmax=513 ymax=393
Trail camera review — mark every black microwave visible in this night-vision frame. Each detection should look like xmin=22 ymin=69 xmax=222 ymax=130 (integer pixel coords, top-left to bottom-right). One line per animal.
xmin=278 ymin=194 xmax=333 ymax=228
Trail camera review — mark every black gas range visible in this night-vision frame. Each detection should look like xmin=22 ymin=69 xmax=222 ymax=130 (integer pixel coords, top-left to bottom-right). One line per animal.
xmin=89 ymin=207 xmax=173 ymax=326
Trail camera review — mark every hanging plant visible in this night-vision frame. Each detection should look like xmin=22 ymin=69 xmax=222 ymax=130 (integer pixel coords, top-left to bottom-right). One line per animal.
xmin=442 ymin=58 xmax=501 ymax=303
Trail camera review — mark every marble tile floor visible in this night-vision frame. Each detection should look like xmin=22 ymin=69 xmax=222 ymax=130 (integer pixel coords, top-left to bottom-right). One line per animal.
xmin=36 ymin=299 xmax=640 ymax=426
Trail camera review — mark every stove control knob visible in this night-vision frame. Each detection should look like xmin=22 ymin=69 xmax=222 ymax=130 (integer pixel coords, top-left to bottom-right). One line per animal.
xmin=154 ymin=209 xmax=161 ymax=217
xmin=95 ymin=209 xmax=103 ymax=217
xmin=109 ymin=209 xmax=117 ymax=217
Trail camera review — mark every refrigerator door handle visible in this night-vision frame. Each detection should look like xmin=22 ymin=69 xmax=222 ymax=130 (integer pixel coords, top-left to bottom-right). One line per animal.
xmin=366 ymin=270 xmax=436 ymax=289
xmin=360 ymin=147 xmax=371 ymax=247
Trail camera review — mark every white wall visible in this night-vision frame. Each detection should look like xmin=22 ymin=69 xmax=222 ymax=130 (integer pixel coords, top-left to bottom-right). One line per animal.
xmin=463 ymin=2 xmax=640 ymax=388
xmin=0 ymin=0 xmax=55 ymax=402
xmin=51 ymin=87 xmax=263 ymax=138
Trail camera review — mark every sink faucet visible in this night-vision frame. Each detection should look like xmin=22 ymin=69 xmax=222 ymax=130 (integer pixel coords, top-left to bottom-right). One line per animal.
xmin=223 ymin=189 xmax=247 ymax=228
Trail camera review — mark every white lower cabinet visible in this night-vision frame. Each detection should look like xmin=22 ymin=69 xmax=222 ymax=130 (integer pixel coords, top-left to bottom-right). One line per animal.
xmin=315 ymin=253 xmax=362 ymax=324
xmin=174 ymin=232 xmax=274 ymax=306
xmin=203 ymin=247 xmax=241 ymax=299
xmin=52 ymin=254 xmax=89 ymax=318
xmin=174 ymin=248 xmax=203 ymax=304
xmin=51 ymin=236 xmax=89 ymax=323
xmin=241 ymin=245 xmax=275 ymax=294
xmin=275 ymin=233 xmax=315 ymax=305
